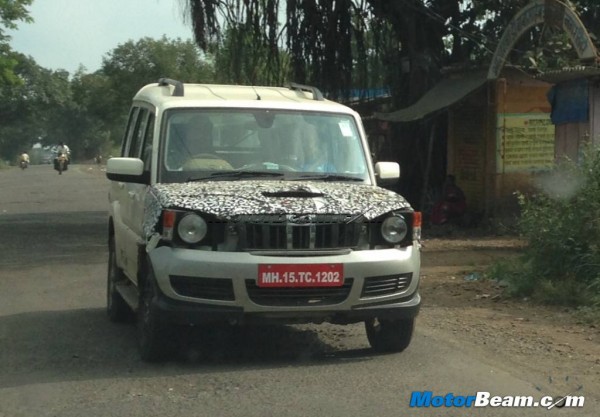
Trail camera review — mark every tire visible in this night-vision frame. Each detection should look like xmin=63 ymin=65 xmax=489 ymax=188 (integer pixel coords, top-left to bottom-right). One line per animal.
xmin=137 ymin=264 xmax=169 ymax=362
xmin=107 ymin=237 xmax=131 ymax=322
xmin=365 ymin=317 xmax=415 ymax=353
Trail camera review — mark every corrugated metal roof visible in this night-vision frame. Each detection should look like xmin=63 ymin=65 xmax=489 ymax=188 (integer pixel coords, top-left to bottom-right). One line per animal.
xmin=374 ymin=70 xmax=489 ymax=122
xmin=535 ymin=66 xmax=600 ymax=83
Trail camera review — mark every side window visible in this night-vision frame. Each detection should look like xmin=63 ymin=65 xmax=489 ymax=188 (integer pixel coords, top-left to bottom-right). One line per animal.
xmin=128 ymin=108 xmax=149 ymax=158
xmin=141 ymin=113 xmax=155 ymax=172
xmin=121 ymin=107 xmax=140 ymax=157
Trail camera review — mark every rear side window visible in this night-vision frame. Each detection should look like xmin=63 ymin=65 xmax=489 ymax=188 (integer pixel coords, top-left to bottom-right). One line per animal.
xmin=141 ymin=114 xmax=155 ymax=173
xmin=120 ymin=107 xmax=140 ymax=157
xmin=128 ymin=108 xmax=149 ymax=158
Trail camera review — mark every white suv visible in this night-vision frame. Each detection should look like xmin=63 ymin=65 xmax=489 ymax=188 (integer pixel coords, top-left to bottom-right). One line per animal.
xmin=106 ymin=78 xmax=421 ymax=361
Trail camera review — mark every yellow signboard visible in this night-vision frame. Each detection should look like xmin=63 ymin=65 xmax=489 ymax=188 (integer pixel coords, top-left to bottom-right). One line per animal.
xmin=496 ymin=113 xmax=555 ymax=173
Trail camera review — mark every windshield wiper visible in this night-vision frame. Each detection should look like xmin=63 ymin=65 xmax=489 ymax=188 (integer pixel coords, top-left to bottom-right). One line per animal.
xmin=187 ymin=170 xmax=285 ymax=181
xmin=292 ymin=174 xmax=365 ymax=182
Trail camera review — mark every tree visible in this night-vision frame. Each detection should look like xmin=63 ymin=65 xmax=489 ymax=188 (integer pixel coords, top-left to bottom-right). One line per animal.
xmin=0 ymin=53 xmax=72 ymax=160
xmin=68 ymin=69 xmax=117 ymax=158
xmin=0 ymin=0 xmax=33 ymax=86
xmin=185 ymin=0 xmax=600 ymax=107
xmin=102 ymin=36 xmax=213 ymax=106
xmin=185 ymin=0 xmax=463 ymax=104
xmin=100 ymin=36 xmax=215 ymax=145
xmin=210 ymin=26 xmax=291 ymax=85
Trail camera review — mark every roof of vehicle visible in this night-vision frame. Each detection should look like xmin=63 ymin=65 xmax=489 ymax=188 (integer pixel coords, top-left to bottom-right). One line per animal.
xmin=133 ymin=78 xmax=356 ymax=114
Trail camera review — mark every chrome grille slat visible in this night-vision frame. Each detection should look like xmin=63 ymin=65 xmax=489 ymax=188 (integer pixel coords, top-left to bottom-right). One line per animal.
xmin=361 ymin=273 xmax=413 ymax=297
xmin=238 ymin=215 xmax=361 ymax=250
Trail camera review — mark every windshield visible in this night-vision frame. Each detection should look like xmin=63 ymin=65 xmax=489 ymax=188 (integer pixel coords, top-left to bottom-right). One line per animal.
xmin=158 ymin=109 xmax=370 ymax=183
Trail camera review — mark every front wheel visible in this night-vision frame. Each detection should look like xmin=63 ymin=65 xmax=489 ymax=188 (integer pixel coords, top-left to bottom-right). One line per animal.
xmin=365 ymin=317 xmax=415 ymax=353
xmin=137 ymin=265 xmax=170 ymax=362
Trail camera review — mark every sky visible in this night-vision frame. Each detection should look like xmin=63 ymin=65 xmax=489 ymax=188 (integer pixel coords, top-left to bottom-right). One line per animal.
xmin=8 ymin=0 xmax=195 ymax=74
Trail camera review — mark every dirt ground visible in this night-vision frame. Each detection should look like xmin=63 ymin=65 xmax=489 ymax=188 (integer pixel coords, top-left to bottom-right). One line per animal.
xmin=419 ymin=227 xmax=600 ymax=394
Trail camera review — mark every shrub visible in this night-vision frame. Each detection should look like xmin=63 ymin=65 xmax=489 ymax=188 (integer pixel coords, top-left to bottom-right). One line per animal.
xmin=490 ymin=148 xmax=600 ymax=306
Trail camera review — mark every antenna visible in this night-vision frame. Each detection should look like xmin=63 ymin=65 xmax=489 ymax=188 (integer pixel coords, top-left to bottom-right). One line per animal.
xmin=252 ymin=85 xmax=262 ymax=100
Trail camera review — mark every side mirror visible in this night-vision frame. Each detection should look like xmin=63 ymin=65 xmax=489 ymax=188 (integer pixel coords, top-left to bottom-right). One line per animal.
xmin=375 ymin=161 xmax=400 ymax=185
xmin=106 ymin=157 xmax=146 ymax=183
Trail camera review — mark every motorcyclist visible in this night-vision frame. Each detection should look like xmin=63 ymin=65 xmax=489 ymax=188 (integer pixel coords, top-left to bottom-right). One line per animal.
xmin=56 ymin=142 xmax=71 ymax=161
xmin=54 ymin=142 xmax=71 ymax=173
xmin=19 ymin=151 xmax=30 ymax=168
xmin=19 ymin=151 xmax=30 ymax=163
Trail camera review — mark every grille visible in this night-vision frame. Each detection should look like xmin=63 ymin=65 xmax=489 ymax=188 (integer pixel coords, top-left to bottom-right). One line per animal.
xmin=238 ymin=214 xmax=362 ymax=250
xmin=245 ymin=278 xmax=353 ymax=306
xmin=361 ymin=273 xmax=412 ymax=298
xmin=170 ymin=276 xmax=235 ymax=301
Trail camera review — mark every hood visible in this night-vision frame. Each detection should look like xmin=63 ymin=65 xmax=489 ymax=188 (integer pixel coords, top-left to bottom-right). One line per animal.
xmin=143 ymin=180 xmax=411 ymax=237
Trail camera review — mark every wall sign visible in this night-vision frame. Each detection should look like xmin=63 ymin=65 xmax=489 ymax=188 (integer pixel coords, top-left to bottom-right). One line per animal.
xmin=497 ymin=113 xmax=555 ymax=172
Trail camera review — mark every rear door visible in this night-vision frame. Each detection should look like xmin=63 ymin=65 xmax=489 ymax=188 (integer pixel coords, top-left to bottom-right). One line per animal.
xmin=119 ymin=106 xmax=155 ymax=282
xmin=111 ymin=105 xmax=156 ymax=281
xmin=111 ymin=106 xmax=139 ymax=279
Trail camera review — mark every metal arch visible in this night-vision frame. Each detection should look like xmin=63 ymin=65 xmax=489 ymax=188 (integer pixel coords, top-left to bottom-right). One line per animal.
xmin=487 ymin=0 xmax=597 ymax=80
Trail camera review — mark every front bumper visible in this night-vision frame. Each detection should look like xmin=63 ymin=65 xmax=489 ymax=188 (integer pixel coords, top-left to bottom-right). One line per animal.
xmin=149 ymin=245 xmax=421 ymax=325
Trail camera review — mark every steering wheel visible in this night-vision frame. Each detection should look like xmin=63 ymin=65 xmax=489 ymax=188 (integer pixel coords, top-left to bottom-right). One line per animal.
xmin=240 ymin=162 xmax=297 ymax=172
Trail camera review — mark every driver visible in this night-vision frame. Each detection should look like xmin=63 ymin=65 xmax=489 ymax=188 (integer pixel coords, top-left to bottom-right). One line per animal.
xmin=181 ymin=115 xmax=215 ymax=156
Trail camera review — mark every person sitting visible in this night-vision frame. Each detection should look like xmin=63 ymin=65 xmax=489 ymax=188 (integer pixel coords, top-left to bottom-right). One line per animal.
xmin=430 ymin=175 xmax=467 ymax=225
xmin=298 ymin=124 xmax=334 ymax=172
xmin=19 ymin=151 xmax=30 ymax=164
xmin=56 ymin=142 xmax=71 ymax=161
xmin=53 ymin=143 xmax=70 ymax=171
xmin=170 ymin=115 xmax=232 ymax=171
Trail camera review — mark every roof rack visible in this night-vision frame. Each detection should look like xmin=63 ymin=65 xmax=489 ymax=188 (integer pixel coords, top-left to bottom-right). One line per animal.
xmin=286 ymin=82 xmax=324 ymax=101
xmin=158 ymin=78 xmax=184 ymax=97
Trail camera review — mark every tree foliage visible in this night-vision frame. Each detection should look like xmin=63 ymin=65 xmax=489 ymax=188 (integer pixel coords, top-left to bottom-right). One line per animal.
xmin=0 ymin=36 xmax=215 ymax=161
xmin=0 ymin=53 xmax=71 ymax=158
xmin=186 ymin=0 xmax=600 ymax=106
xmin=101 ymin=36 xmax=213 ymax=114
xmin=4 ymin=1 xmax=600 ymax=163
xmin=0 ymin=0 xmax=32 ymax=86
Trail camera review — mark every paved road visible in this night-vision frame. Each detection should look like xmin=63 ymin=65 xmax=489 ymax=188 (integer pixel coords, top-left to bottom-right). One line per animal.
xmin=0 ymin=164 xmax=595 ymax=416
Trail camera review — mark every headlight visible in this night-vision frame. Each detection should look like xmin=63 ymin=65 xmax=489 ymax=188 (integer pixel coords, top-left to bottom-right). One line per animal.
xmin=177 ymin=213 xmax=208 ymax=244
xmin=381 ymin=215 xmax=408 ymax=244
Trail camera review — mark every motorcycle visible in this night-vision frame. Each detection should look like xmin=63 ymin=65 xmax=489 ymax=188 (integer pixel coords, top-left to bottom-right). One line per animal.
xmin=19 ymin=160 xmax=28 ymax=170
xmin=54 ymin=153 xmax=69 ymax=175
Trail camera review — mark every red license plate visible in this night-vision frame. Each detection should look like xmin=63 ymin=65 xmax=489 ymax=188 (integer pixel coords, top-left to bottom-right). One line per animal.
xmin=257 ymin=264 xmax=344 ymax=287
